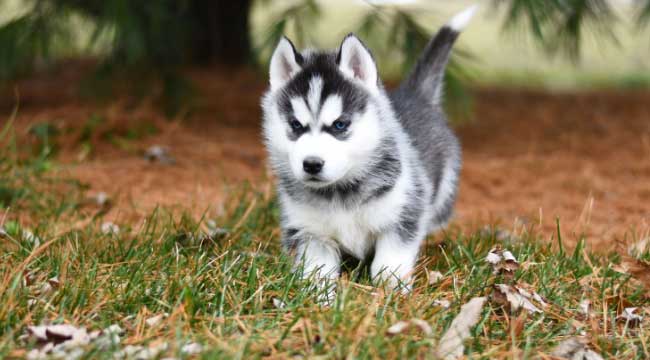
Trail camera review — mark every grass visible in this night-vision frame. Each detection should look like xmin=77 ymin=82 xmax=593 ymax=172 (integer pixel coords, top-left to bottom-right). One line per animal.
xmin=1 ymin=121 xmax=649 ymax=359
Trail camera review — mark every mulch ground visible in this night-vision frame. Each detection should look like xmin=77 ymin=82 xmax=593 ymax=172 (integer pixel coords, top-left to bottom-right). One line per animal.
xmin=3 ymin=65 xmax=650 ymax=254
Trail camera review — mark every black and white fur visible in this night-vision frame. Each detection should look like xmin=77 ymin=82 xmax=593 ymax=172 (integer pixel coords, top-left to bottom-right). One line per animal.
xmin=262 ymin=6 xmax=476 ymax=299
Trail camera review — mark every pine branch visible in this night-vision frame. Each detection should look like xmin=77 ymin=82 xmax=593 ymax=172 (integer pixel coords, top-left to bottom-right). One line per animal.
xmin=495 ymin=0 xmax=618 ymax=61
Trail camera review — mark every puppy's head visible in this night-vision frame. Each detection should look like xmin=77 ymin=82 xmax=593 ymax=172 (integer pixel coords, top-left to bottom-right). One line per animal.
xmin=262 ymin=35 xmax=386 ymax=189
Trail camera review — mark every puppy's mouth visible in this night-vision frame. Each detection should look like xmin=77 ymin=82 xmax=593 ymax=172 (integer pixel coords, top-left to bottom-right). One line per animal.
xmin=299 ymin=167 xmax=352 ymax=189
xmin=303 ymin=176 xmax=326 ymax=184
xmin=301 ymin=175 xmax=333 ymax=188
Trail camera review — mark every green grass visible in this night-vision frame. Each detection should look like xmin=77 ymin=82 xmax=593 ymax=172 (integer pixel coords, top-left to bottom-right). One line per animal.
xmin=1 ymin=122 xmax=649 ymax=359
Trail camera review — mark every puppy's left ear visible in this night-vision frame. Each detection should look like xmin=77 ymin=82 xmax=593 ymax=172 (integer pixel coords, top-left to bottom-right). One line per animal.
xmin=337 ymin=34 xmax=378 ymax=91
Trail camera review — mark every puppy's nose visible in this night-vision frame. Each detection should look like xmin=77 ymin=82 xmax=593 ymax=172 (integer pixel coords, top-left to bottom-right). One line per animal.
xmin=303 ymin=156 xmax=324 ymax=175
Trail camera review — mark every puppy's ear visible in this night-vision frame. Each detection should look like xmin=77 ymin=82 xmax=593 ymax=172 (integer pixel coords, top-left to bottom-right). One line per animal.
xmin=337 ymin=34 xmax=378 ymax=91
xmin=269 ymin=37 xmax=303 ymax=91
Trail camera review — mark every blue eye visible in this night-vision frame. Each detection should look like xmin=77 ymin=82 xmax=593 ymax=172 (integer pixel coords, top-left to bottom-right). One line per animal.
xmin=333 ymin=120 xmax=348 ymax=131
xmin=289 ymin=118 xmax=303 ymax=131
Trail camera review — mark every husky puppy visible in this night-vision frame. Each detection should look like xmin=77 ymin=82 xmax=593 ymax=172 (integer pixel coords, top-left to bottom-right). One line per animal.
xmin=262 ymin=6 xmax=476 ymax=299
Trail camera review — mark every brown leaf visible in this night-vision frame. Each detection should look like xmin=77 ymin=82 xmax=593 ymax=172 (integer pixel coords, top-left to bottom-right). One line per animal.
xmin=551 ymin=337 xmax=603 ymax=360
xmin=617 ymin=307 xmax=643 ymax=328
xmin=435 ymin=297 xmax=486 ymax=360
xmin=491 ymin=284 xmax=543 ymax=314
xmin=485 ymin=247 xmax=520 ymax=276
xmin=386 ymin=319 xmax=432 ymax=336
xmin=428 ymin=270 xmax=444 ymax=285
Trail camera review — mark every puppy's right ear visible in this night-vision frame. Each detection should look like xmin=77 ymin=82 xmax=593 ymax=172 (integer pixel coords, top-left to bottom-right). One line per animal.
xmin=269 ymin=37 xmax=302 ymax=91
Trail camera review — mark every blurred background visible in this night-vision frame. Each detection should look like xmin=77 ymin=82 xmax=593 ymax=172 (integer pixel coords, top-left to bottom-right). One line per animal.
xmin=1 ymin=0 xmax=649 ymax=250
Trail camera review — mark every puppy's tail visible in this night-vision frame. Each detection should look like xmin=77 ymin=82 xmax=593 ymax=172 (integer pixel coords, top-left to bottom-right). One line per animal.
xmin=398 ymin=5 xmax=478 ymax=105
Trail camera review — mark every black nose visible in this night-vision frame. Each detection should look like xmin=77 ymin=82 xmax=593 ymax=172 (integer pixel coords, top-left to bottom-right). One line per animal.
xmin=303 ymin=156 xmax=324 ymax=175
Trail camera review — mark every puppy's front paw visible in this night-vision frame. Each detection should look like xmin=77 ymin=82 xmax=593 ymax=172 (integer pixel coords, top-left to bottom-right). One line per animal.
xmin=314 ymin=280 xmax=337 ymax=307
xmin=370 ymin=232 xmax=418 ymax=294
xmin=371 ymin=266 xmax=413 ymax=294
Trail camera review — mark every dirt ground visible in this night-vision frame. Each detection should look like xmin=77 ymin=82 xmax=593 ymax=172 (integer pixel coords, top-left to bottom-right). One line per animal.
xmin=4 ymin=65 xmax=650 ymax=253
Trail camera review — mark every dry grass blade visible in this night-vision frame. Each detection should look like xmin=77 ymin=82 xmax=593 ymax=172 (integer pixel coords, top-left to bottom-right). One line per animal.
xmin=434 ymin=297 xmax=486 ymax=360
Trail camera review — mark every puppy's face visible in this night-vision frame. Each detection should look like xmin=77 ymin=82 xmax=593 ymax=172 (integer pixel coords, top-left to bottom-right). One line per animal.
xmin=263 ymin=35 xmax=384 ymax=189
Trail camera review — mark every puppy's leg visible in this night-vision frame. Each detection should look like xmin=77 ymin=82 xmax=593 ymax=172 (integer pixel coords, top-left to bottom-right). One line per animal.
xmin=370 ymin=231 xmax=420 ymax=292
xmin=294 ymin=237 xmax=340 ymax=304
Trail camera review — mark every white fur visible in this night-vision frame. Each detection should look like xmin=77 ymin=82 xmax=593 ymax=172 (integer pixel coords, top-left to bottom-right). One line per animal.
xmin=448 ymin=4 xmax=479 ymax=31
xmin=307 ymin=77 xmax=323 ymax=114
xmin=319 ymin=95 xmax=343 ymax=126
xmin=290 ymin=97 xmax=311 ymax=126
xmin=262 ymin=29 xmax=459 ymax=300
xmin=279 ymin=92 xmax=433 ymax=289
xmin=294 ymin=238 xmax=340 ymax=304
xmin=281 ymin=151 xmax=415 ymax=260
xmin=371 ymin=231 xmax=420 ymax=288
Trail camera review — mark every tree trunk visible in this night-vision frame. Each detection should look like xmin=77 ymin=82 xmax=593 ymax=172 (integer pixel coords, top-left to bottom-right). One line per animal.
xmin=189 ymin=0 xmax=252 ymax=66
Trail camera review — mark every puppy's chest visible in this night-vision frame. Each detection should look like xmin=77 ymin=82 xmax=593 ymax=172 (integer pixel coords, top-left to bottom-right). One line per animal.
xmin=286 ymin=199 xmax=402 ymax=258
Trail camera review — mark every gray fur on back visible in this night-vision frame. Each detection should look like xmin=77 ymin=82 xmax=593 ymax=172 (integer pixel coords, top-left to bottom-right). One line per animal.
xmin=390 ymin=88 xmax=461 ymax=226
xmin=390 ymin=26 xmax=462 ymax=227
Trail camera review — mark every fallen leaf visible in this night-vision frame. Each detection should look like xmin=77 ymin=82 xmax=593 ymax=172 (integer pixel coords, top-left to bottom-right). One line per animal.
xmin=433 ymin=299 xmax=451 ymax=309
xmin=181 ymin=342 xmax=203 ymax=355
xmin=145 ymin=314 xmax=167 ymax=327
xmin=434 ymin=297 xmax=486 ymax=360
xmin=101 ymin=222 xmax=120 ymax=235
xmin=114 ymin=342 xmax=168 ymax=360
xmin=27 ymin=324 xmax=85 ymax=345
xmin=386 ymin=321 xmax=410 ymax=336
xmin=491 ymin=284 xmax=542 ymax=314
xmin=502 ymin=250 xmax=517 ymax=262
xmin=22 ymin=230 xmax=41 ymax=247
xmin=272 ymin=298 xmax=287 ymax=309
xmin=47 ymin=277 xmax=60 ymax=289
xmin=611 ymin=261 xmax=632 ymax=274
xmin=38 ymin=282 xmax=53 ymax=296
xmin=144 ymin=145 xmax=175 ymax=164
xmin=579 ymin=299 xmax=591 ymax=317
xmin=617 ymin=307 xmax=643 ymax=328
xmin=486 ymin=248 xmax=502 ymax=265
xmin=516 ymin=284 xmax=549 ymax=308
xmin=551 ymin=337 xmax=603 ymax=360
xmin=386 ymin=319 xmax=432 ymax=336
xmin=25 ymin=323 xmax=123 ymax=358
xmin=485 ymin=247 xmax=520 ymax=275
xmin=90 ymin=192 xmax=110 ymax=207
xmin=628 ymin=237 xmax=649 ymax=258
xmin=428 ymin=270 xmax=444 ymax=285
